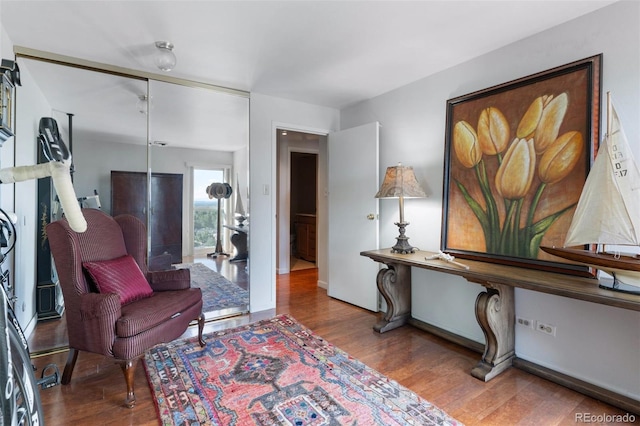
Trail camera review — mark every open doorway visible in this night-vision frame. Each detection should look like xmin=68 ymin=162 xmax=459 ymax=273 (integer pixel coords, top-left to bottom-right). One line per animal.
xmin=290 ymin=152 xmax=317 ymax=271
xmin=276 ymin=129 xmax=324 ymax=274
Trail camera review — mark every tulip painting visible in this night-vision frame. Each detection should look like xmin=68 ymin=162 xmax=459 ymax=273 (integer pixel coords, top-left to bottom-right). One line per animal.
xmin=443 ymin=56 xmax=600 ymax=271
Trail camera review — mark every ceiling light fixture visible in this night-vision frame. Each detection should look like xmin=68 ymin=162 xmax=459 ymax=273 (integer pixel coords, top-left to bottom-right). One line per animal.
xmin=154 ymin=41 xmax=176 ymax=72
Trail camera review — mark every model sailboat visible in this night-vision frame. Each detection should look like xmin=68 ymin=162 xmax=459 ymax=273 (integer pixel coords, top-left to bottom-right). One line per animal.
xmin=542 ymin=92 xmax=640 ymax=293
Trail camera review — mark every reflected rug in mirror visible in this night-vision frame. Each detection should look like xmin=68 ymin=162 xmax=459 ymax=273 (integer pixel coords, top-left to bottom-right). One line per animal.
xmin=173 ymin=262 xmax=249 ymax=313
xmin=143 ymin=314 xmax=463 ymax=425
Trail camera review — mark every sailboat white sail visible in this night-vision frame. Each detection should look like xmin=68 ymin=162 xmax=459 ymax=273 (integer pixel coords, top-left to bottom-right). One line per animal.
xmin=234 ymin=176 xmax=247 ymax=227
xmin=542 ymin=92 xmax=640 ymax=291
xmin=235 ymin=181 xmax=245 ymax=216
xmin=564 ymin=99 xmax=640 ymax=246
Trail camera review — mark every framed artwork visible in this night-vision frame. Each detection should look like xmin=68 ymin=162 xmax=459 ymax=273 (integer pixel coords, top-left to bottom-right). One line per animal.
xmin=441 ymin=55 xmax=601 ymax=276
xmin=0 ymin=72 xmax=14 ymax=142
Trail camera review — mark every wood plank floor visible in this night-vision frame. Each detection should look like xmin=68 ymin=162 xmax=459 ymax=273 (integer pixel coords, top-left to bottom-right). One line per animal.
xmin=31 ymin=268 xmax=633 ymax=425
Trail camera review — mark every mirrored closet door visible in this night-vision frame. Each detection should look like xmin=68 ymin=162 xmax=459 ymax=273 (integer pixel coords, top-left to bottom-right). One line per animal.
xmin=147 ymin=79 xmax=250 ymax=320
xmin=16 ymin=53 xmax=249 ymax=353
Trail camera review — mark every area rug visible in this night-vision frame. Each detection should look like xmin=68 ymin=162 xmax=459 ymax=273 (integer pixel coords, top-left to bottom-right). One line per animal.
xmin=173 ymin=262 xmax=249 ymax=312
xmin=143 ymin=314 xmax=463 ymax=425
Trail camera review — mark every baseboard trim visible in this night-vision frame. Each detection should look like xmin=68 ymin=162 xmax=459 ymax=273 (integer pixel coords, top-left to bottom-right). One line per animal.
xmin=408 ymin=317 xmax=484 ymax=354
xmin=513 ymin=358 xmax=640 ymax=415
xmin=407 ymin=317 xmax=639 ymax=415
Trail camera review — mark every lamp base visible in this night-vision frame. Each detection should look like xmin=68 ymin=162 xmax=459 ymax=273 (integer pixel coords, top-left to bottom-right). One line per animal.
xmin=390 ymin=222 xmax=416 ymax=254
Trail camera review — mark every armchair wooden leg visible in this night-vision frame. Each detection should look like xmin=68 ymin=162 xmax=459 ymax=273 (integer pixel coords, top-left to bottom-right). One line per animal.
xmin=61 ymin=348 xmax=79 ymax=385
xmin=197 ymin=313 xmax=205 ymax=347
xmin=119 ymin=359 xmax=137 ymax=408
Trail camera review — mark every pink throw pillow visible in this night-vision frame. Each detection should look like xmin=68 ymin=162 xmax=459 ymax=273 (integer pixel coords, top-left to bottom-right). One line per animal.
xmin=83 ymin=255 xmax=153 ymax=305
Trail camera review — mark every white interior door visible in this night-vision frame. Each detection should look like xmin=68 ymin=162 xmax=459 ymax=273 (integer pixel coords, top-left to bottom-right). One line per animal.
xmin=327 ymin=122 xmax=380 ymax=311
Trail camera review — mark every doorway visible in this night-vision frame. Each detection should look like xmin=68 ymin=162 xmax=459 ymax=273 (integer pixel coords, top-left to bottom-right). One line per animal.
xmin=276 ymin=129 xmax=324 ymax=275
xmin=290 ymin=152 xmax=317 ymax=271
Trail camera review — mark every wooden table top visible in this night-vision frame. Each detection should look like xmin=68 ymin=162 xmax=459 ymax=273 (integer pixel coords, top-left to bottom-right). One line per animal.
xmin=361 ymin=249 xmax=640 ymax=312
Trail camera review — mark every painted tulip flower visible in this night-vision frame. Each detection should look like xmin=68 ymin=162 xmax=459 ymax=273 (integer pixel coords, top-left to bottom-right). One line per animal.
xmin=534 ymin=92 xmax=569 ymax=154
xmin=517 ymin=95 xmax=549 ymax=139
xmin=495 ymin=138 xmax=536 ymax=200
xmin=516 ymin=93 xmax=569 ymax=154
xmin=453 ymin=120 xmax=482 ymax=168
xmin=477 ymin=107 xmax=510 ymax=155
xmin=538 ymin=131 xmax=583 ymax=184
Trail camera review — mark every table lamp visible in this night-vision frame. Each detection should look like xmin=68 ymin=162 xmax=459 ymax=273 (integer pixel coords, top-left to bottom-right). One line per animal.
xmin=375 ymin=163 xmax=426 ymax=254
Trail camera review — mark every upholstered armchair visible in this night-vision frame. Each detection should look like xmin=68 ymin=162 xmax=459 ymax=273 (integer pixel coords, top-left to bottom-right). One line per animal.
xmin=46 ymin=208 xmax=205 ymax=408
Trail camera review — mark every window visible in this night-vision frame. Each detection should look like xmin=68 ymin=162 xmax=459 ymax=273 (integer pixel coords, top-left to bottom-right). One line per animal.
xmin=193 ymin=169 xmax=225 ymax=250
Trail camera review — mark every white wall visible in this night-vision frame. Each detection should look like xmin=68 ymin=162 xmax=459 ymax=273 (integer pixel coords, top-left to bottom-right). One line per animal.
xmin=73 ymin=140 xmax=147 ymax=213
xmin=249 ymin=93 xmax=339 ymax=312
xmin=341 ymin=1 xmax=640 ymax=399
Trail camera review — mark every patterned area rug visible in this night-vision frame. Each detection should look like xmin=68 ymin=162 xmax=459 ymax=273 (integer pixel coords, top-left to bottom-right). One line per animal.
xmin=143 ymin=314 xmax=463 ymax=425
xmin=173 ymin=262 xmax=248 ymax=312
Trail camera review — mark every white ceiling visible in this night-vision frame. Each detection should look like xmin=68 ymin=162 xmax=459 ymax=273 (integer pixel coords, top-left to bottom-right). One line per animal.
xmin=2 ymin=1 xmax=617 ymax=109
xmin=0 ymin=1 xmax=617 ymax=150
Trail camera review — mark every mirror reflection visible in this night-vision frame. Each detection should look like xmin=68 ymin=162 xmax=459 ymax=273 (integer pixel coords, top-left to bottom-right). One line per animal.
xmin=18 ymin=56 xmax=250 ymax=354
xmin=147 ymin=79 xmax=249 ymax=319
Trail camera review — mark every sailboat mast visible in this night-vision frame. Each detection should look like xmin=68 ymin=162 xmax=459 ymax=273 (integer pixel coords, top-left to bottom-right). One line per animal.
xmin=601 ymin=91 xmax=612 ymax=256
xmin=606 ymin=91 xmax=612 ymax=138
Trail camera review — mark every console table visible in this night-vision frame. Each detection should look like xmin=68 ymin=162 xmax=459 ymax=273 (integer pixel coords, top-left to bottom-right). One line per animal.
xmin=361 ymin=249 xmax=640 ymax=382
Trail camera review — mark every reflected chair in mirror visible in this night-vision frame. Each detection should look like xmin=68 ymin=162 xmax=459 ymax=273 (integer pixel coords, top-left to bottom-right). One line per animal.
xmin=46 ymin=208 xmax=205 ymax=408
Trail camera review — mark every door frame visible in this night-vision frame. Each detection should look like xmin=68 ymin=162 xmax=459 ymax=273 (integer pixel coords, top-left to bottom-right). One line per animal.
xmin=273 ymin=122 xmax=329 ymax=282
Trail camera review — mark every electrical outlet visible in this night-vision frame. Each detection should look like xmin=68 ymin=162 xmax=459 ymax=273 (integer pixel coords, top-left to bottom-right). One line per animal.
xmin=535 ymin=320 xmax=556 ymax=337
xmin=516 ymin=316 xmax=534 ymax=329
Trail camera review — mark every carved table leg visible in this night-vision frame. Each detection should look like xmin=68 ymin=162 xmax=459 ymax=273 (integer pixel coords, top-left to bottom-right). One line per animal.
xmin=471 ymin=283 xmax=515 ymax=381
xmin=374 ymin=263 xmax=411 ymax=333
xmin=229 ymin=232 xmax=248 ymax=262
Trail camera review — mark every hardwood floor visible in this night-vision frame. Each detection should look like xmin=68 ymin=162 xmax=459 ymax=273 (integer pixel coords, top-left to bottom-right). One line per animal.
xmin=31 ymin=268 xmax=633 ymax=425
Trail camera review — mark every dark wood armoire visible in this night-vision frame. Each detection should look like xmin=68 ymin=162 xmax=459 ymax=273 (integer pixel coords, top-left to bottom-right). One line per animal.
xmin=111 ymin=171 xmax=183 ymax=265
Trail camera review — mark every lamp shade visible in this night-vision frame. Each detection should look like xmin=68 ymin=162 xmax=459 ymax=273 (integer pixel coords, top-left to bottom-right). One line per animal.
xmin=375 ymin=164 xmax=426 ymax=199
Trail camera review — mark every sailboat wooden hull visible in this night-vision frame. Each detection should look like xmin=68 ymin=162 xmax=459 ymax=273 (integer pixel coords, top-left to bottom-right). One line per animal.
xmin=541 ymin=246 xmax=640 ymax=288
